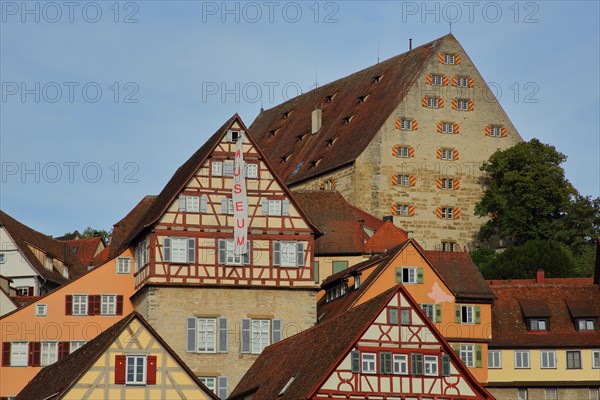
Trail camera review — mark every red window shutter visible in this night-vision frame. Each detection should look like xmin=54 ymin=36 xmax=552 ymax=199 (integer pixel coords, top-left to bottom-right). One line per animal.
xmin=89 ymin=295 xmax=100 ymax=316
xmin=29 ymin=342 xmax=40 ymax=367
xmin=436 ymin=148 xmax=442 ymax=159
xmin=65 ymin=295 xmax=73 ymax=315
xmin=58 ymin=342 xmax=70 ymax=360
xmin=115 ymin=355 xmax=126 ymax=384
xmin=392 ymin=174 xmax=398 ymax=185
xmin=2 ymin=343 xmax=11 ymax=367
xmin=147 ymin=355 xmax=157 ymax=385
xmin=116 ymin=295 xmax=124 ymax=315
xmin=501 ymin=127 xmax=508 ymax=137
xmin=28 ymin=287 xmax=34 ymax=296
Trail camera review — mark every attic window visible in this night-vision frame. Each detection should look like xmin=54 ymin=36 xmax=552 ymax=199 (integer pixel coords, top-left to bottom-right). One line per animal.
xmin=373 ymin=74 xmax=383 ymax=83
xmin=269 ymin=129 xmax=277 ymax=137
xmin=278 ymin=375 xmax=296 ymax=396
xmin=282 ymin=110 xmax=293 ymax=119
xmin=326 ymin=137 xmax=338 ymax=147
xmin=343 ymin=115 xmax=355 ymax=125
xmin=325 ymin=92 xmax=338 ymax=103
xmin=310 ymin=159 xmax=322 ymax=168
xmin=296 ymin=133 xmax=307 ymax=142
xmin=226 ymin=130 xmax=242 ymax=142
xmin=358 ymin=94 xmax=369 ymax=104
xmin=281 ymin=153 xmax=292 ymax=163
xmin=292 ymin=161 xmax=304 ymax=175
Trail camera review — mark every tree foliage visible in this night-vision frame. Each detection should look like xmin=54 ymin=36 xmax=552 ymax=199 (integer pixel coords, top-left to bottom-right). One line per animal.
xmin=63 ymin=227 xmax=112 ymax=244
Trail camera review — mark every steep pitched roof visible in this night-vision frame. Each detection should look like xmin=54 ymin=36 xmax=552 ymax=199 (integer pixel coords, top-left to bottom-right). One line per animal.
xmin=0 ymin=210 xmax=72 ymax=284
xmin=231 ymin=284 xmax=493 ymax=400
xmin=15 ymin=312 xmax=218 ymax=400
xmin=250 ymin=35 xmax=450 ymax=185
xmin=365 ymin=221 xmax=409 ymax=253
xmin=489 ymin=280 xmax=600 ymax=348
xmin=61 ymin=236 xmax=105 ymax=277
xmin=107 ymin=195 xmax=157 ymax=259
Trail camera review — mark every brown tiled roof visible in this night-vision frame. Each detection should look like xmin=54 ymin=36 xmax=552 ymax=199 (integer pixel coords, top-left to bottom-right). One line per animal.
xmin=15 ymin=312 xmax=218 ymax=400
xmin=232 ymin=284 xmax=494 ymax=400
xmin=62 ymin=237 xmax=105 ymax=277
xmin=250 ymin=35 xmax=450 ymax=186
xmin=107 ymin=195 xmax=157 ymax=259
xmin=0 ymin=210 xmax=72 ymax=284
xmin=365 ymin=221 xmax=409 ymax=253
xmin=488 ymin=277 xmax=594 ymax=286
xmin=349 ymin=204 xmax=385 ymax=231
xmin=490 ymin=282 xmax=600 ymax=348
xmin=13 ymin=296 xmax=41 ymax=308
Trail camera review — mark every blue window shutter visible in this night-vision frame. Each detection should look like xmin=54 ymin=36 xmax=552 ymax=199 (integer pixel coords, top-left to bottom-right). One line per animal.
xmin=401 ymin=309 xmax=410 ymax=325
xmin=187 ymin=238 xmax=195 ymax=263
xmin=179 ymin=195 xmax=186 ymax=211
xmin=273 ymin=242 xmax=281 ymax=266
xmin=217 ymin=376 xmax=228 ymax=400
xmin=218 ymin=240 xmax=226 ymax=264
xmin=163 ymin=238 xmax=171 ymax=262
xmin=272 ymin=319 xmax=282 ymax=343
xmin=442 ymin=354 xmax=451 ymax=376
xmin=218 ymin=318 xmax=228 ymax=353
xmin=221 ymin=198 xmax=228 ymax=214
xmin=296 ymin=242 xmax=305 ymax=266
xmin=351 ymin=351 xmax=360 ymax=373
xmin=241 ymin=318 xmax=250 ymax=353
xmin=282 ymin=199 xmax=290 ymax=216
xmin=200 ymin=196 xmax=208 ymax=213
xmin=388 ymin=308 xmax=398 ymax=325
xmin=243 ymin=241 xmax=251 ymax=265
xmin=262 ymin=200 xmax=269 ymax=215
xmin=186 ymin=317 xmax=196 ymax=352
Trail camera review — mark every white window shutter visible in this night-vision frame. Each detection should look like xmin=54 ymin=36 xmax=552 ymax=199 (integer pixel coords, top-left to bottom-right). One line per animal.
xmin=200 ymin=196 xmax=208 ymax=213
xmin=282 ymin=199 xmax=290 ymax=216
xmin=163 ymin=238 xmax=171 ymax=262
xmin=221 ymin=198 xmax=228 ymax=214
xmin=273 ymin=242 xmax=281 ymax=266
xmin=179 ymin=195 xmax=186 ymax=212
xmin=262 ymin=200 xmax=269 ymax=215
xmin=217 ymin=376 xmax=228 ymax=400
xmin=296 ymin=242 xmax=305 ymax=266
xmin=243 ymin=241 xmax=251 ymax=265
xmin=218 ymin=318 xmax=228 ymax=353
xmin=226 ymin=130 xmax=233 ymax=142
xmin=272 ymin=319 xmax=282 ymax=343
xmin=186 ymin=317 xmax=196 ymax=352
xmin=187 ymin=238 xmax=195 ymax=263
xmin=218 ymin=240 xmax=226 ymax=264
xmin=241 ymin=319 xmax=251 ymax=353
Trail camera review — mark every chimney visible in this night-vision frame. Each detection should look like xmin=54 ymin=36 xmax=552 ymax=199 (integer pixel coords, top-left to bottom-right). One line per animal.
xmin=311 ymin=109 xmax=322 ymax=134
xmin=407 ymin=230 xmax=414 ymax=239
xmin=536 ymin=269 xmax=545 ymax=284
xmin=409 ymin=38 xmax=412 ymax=50
xmin=382 ymin=215 xmax=393 ymax=223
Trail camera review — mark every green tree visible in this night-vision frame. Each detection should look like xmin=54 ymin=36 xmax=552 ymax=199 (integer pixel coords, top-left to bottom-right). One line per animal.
xmin=63 ymin=227 xmax=112 ymax=244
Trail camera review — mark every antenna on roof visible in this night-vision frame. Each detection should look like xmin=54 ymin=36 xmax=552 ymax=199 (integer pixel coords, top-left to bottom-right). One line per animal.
xmin=449 ymin=21 xmax=452 ymax=33
xmin=409 ymin=38 xmax=412 ymax=50
xmin=260 ymin=98 xmax=264 ymax=113
xmin=377 ymin=37 xmax=380 ymax=63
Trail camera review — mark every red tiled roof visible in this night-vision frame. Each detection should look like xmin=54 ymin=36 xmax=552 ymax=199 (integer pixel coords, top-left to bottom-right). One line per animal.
xmin=15 ymin=312 xmax=218 ymax=400
xmin=488 ymin=277 xmax=594 ymax=286
xmin=61 ymin=237 xmax=105 ymax=277
xmin=13 ymin=296 xmax=41 ymax=308
xmin=349 ymin=204 xmax=385 ymax=231
xmin=107 ymin=195 xmax=157 ymax=259
xmin=365 ymin=221 xmax=409 ymax=253
xmin=250 ymin=35 xmax=451 ymax=186
xmin=490 ymin=282 xmax=600 ymax=348
xmin=0 ymin=210 xmax=73 ymax=284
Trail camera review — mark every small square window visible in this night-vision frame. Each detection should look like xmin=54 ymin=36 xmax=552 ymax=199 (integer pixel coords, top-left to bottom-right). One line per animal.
xmin=424 ymin=355 xmax=438 ymax=376
xmin=36 ymin=304 xmax=47 ymax=317
xmin=186 ymin=196 xmax=200 ymax=212
xmin=72 ymin=294 xmax=88 ymax=316
xmin=396 ymin=146 xmax=411 ymax=158
xmin=70 ymin=341 xmax=86 ymax=353
xmin=441 ymin=242 xmax=456 ymax=252
xmin=246 ymin=164 xmax=258 ymax=179
xmin=430 ymin=74 xmax=444 ymax=85
xmin=420 ymin=304 xmax=435 ymax=321
xmin=361 ymin=353 xmax=376 ymax=374
xmin=576 ymin=318 xmax=596 ymax=331
xmin=117 ymin=257 xmax=131 ymax=274
xmin=402 ymin=267 xmax=417 ymax=284
xmin=0 ymin=253 xmax=5 ymax=263
xmin=212 ymin=162 xmax=223 ymax=176
xmin=443 ymin=54 xmax=456 ymax=64
xmin=529 ymin=318 xmax=548 ymax=331
xmin=460 ymin=345 xmax=475 ymax=367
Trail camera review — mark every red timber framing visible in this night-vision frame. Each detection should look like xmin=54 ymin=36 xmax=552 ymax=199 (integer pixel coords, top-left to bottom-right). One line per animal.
xmin=132 ymin=114 xmax=320 ymax=290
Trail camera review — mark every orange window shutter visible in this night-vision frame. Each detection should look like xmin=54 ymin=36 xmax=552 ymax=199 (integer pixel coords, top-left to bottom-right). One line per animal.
xmin=468 ymin=77 xmax=474 ymax=88
xmin=439 ymin=98 xmax=445 ymax=108
xmin=485 ymin=126 xmax=491 ymax=136
xmin=438 ymin=53 xmax=445 ymax=63
xmin=452 ymin=99 xmax=458 ymax=110
xmin=454 ymin=208 xmax=461 ymax=219
xmin=392 ymin=174 xmax=398 ymax=185
xmin=422 ymin=97 xmax=428 ymax=107
xmin=501 ymin=127 xmax=508 ymax=137
xmin=437 ymin=122 xmax=443 ymax=133
xmin=332 ymin=179 xmax=337 ymax=189
xmin=454 ymin=123 xmax=460 ymax=134
xmin=455 ymin=54 xmax=461 ymax=64
xmin=436 ymin=148 xmax=442 ymax=159
xmin=409 ymin=205 xmax=415 ymax=216
xmin=412 ymin=120 xmax=418 ymax=130
xmin=453 ymin=150 xmax=460 ymax=160
xmin=436 ymin=207 xmax=443 ymax=219
xmin=409 ymin=147 xmax=415 ymax=157
xmin=436 ymin=178 xmax=442 ymax=189
xmin=395 ymin=118 xmax=401 ymax=129
xmin=468 ymin=100 xmax=474 ymax=111
xmin=451 ymin=76 xmax=458 ymax=86
xmin=391 ymin=203 xmax=397 ymax=216
xmin=442 ymin=76 xmax=449 ymax=86
xmin=392 ymin=146 xmax=398 ymax=157
xmin=409 ymin=176 xmax=416 ymax=186
xmin=454 ymin=179 xmax=460 ymax=190
xmin=426 ymin=74 xmax=432 ymax=85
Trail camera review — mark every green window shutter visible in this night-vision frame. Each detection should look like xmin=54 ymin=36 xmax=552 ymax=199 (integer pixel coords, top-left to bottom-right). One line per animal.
xmin=441 ymin=354 xmax=450 ymax=376
xmin=455 ymin=305 xmax=461 ymax=323
xmin=388 ymin=309 xmax=398 ymax=325
xmin=417 ymin=268 xmax=424 ymax=283
xmin=380 ymin=352 xmax=392 ymax=374
xmin=452 ymin=343 xmax=461 ymax=355
xmin=474 ymin=306 xmax=481 ymax=324
xmin=401 ymin=309 xmax=411 ymax=325
xmin=414 ymin=353 xmax=423 ymax=375
xmin=395 ymin=267 xmax=402 ymax=283
xmin=475 ymin=345 xmax=482 ymax=368
xmin=314 ymin=261 xmax=319 ymax=283
xmin=351 ymin=351 xmax=360 ymax=373
xmin=435 ymin=304 xmax=442 ymax=323
xmin=410 ymin=353 xmax=417 ymax=374
xmin=333 ymin=261 xmax=348 ymax=274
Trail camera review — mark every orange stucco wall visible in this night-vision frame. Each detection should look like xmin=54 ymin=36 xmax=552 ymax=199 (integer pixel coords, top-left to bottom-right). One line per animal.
xmin=0 ymin=250 xmax=135 ymax=397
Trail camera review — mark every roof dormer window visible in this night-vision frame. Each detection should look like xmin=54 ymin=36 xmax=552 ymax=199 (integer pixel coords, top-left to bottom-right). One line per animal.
xmin=528 ymin=318 xmax=549 ymax=331
xmin=575 ymin=318 xmax=596 ymax=331
xmin=358 ymin=94 xmax=369 ymax=104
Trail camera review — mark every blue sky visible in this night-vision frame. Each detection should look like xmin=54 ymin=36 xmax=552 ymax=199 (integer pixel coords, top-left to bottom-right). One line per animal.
xmin=1 ymin=1 xmax=598 ymax=236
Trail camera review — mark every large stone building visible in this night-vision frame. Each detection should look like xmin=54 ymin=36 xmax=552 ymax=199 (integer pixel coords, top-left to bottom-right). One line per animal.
xmin=251 ymin=33 xmax=523 ymax=250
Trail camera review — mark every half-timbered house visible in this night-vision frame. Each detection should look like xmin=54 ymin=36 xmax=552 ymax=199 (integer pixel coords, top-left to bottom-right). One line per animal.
xmin=230 ymin=284 xmax=494 ymax=400
xmin=14 ymin=312 xmax=218 ymax=400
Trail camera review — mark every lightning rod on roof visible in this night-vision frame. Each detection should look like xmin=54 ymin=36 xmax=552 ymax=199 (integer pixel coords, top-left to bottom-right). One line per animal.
xmin=377 ymin=37 xmax=380 ymax=63
xmin=409 ymin=38 xmax=412 ymax=50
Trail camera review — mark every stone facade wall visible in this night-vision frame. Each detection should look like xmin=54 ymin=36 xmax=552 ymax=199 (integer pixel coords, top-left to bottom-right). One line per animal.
xmin=133 ymin=286 xmax=317 ymax=396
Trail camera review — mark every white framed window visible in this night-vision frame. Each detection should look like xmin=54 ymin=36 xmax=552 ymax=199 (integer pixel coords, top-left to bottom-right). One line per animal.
xmin=576 ymin=318 xmax=596 ymax=331
xmin=528 ymin=318 xmax=548 ymax=331
xmin=441 ymin=148 xmax=454 ymax=160
xmin=541 ymin=350 xmax=556 ymax=369
xmin=396 ymin=204 xmax=410 ymax=216
xmin=218 ymin=239 xmax=250 ymax=266
xmin=393 ymin=354 xmax=408 ymax=374
xmin=566 ymin=351 xmax=582 ymax=369
xmin=442 ymin=123 xmax=454 ymax=133
xmin=200 ymin=377 xmax=216 ymax=393
xmin=396 ymin=146 xmax=411 ymax=157
xmin=441 ymin=242 xmax=456 ymax=252
xmin=396 ymin=175 xmax=410 ymax=186
xmin=70 ymin=341 xmax=86 ymax=353
xmin=268 ymin=200 xmax=282 ymax=216
xmin=592 ymin=350 xmax=600 ymax=368
xmin=441 ymin=178 xmax=454 ymax=189
xmin=250 ymin=319 xmax=270 ymax=354
xmin=223 ymin=160 xmax=234 ymax=176
xmin=456 ymin=99 xmax=469 ymax=110
xmin=400 ymin=119 xmax=413 ymax=130
xmin=72 ymin=294 xmax=88 ymax=316
xmin=489 ymin=126 xmax=503 ymax=137
xmin=518 ymin=389 xmax=528 ymax=400
xmin=443 ymin=54 xmax=455 ymax=64
xmin=126 ymin=355 xmax=147 ymax=385
xmin=117 ymin=257 xmax=131 ymax=274
xmin=36 ymin=303 xmax=47 ymax=317
xmin=488 ymin=350 xmax=502 ymax=369
xmin=186 ymin=196 xmax=200 ymax=212
xmin=273 ymin=241 xmax=304 ymax=268
xmin=246 ymin=163 xmax=258 ymax=179
xmin=135 ymin=239 xmax=149 ymax=272
xmin=426 ymin=97 xmax=440 ymax=108
xmin=421 ymin=304 xmax=435 ymax=321
xmin=515 ymin=350 xmax=530 ymax=368
xmin=461 ymin=305 xmax=474 ymax=323
xmin=10 ymin=342 xmax=28 ymax=367
xmin=44 ymin=256 xmax=53 ymax=270
xmin=456 ymin=76 xmax=469 ymax=87
xmin=431 ymin=74 xmax=443 ymax=85
xmin=197 ymin=318 xmax=217 ymax=353
xmin=15 ymin=287 xmax=30 ymax=296
xmin=460 ymin=345 xmax=475 ymax=368
xmin=0 ymin=253 xmax=5 ymax=263
xmin=441 ymin=207 xmax=454 ymax=219
xmin=212 ymin=161 xmax=223 ymax=176
xmin=41 ymin=341 xmax=58 ymax=367
xmin=171 ymin=237 xmax=188 ymax=263
xmin=101 ymin=295 xmax=116 ymax=316
xmin=545 ymin=389 xmax=558 ymax=400
xmin=424 ymin=355 xmax=438 ymax=376
xmin=361 ymin=353 xmax=376 ymax=374
xmin=402 ymin=267 xmax=417 ymax=284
